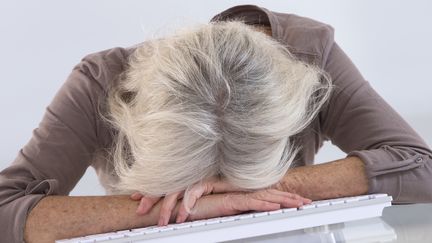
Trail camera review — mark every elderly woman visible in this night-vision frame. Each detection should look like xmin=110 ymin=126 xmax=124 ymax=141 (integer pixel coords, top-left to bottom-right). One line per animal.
xmin=1 ymin=4 xmax=431 ymax=243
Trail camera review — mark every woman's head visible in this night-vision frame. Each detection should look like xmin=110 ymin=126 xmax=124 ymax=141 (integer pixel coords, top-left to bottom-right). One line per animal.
xmin=105 ymin=21 xmax=332 ymax=196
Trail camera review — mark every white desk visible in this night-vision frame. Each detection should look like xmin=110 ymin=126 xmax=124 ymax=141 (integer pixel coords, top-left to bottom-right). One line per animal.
xmin=225 ymin=204 xmax=432 ymax=242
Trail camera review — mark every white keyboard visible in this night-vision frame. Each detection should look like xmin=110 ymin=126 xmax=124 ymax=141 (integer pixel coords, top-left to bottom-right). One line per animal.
xmin=56 ymin=194 xmax=392 ymax=243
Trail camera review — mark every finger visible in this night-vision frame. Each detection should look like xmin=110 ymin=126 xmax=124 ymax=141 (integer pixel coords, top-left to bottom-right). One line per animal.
xmin=159 ymin=191 xmax=182 ymax=226
xmin=228 ymin=194 xmax=281 ymax=212
xmin=176 ymin=201 xmax=190 ymax=223
xmin=136 ymin=196 xmax=161 ymax=215
xmin=177 ymin=179 xmax=224 ymax=224
xmin=266 ymin=189 xmax=312 ymax=206
xmin=248 ymin=189 xmax=309 ymax=208
xmin=130 ymin=192 xmax=143 ymax=201
xmin=175 ymin=185 xmax=205 ymax=223
xmin=251 ymin=189 xmax=302 ymax=208
xmin=276 ymin=190 xmax=312 ymax=204
xmin=248 ymin=198 xmax=281 ymax=212
xmin=183 ymin=184 xmax=207 ymax=214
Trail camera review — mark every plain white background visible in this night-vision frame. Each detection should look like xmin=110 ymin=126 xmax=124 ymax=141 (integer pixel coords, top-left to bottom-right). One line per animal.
xmin=1 ymin=0 xmax=431 ymax=196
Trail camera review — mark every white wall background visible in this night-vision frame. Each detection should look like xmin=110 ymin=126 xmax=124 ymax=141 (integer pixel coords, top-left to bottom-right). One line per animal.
xmin=1 ymin=0 xmax=431 ymax=196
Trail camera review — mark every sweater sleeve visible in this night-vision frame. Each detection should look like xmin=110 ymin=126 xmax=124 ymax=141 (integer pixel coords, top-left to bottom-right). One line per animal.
xmin=320 ymin=42 xmax=432 ymax=203
xmin=0 ymin=59 xmax=105 ymax=242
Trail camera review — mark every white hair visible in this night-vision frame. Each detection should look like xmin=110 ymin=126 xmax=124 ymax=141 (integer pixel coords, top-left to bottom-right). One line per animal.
xmin=102 ymin=21 xmax=332 ymax=196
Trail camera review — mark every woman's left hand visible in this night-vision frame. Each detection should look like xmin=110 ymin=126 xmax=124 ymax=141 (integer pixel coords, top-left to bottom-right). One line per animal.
xmin=130 ymin=176 xmax=240 ymax=226
xmin=188 ymin=189 xmax=312 ymax=221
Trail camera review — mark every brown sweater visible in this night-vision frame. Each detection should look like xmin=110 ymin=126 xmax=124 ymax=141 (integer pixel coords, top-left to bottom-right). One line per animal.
xmin=1 ymin=5 xmax=431 ymax=243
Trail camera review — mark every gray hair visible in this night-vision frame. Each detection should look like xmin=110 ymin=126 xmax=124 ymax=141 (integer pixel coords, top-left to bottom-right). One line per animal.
xmin=103 ymin=21 xmax=332 ymax=196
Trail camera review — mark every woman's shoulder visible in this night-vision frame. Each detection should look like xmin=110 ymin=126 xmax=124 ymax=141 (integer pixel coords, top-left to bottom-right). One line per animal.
xmin=62 ymin=45 xmax=140 ymax=151
xmin=74 ymin=44 xmax=139 ymax=94
xmin=271 ymin=12 xmax=335 ymax=68
xmin=211 ymin=5 xmax=335 ymax=68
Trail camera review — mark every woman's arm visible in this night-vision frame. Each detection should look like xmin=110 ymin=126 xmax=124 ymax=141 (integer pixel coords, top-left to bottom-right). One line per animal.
xmin=24 ymin=195 xmax=144 ymax=243
xmin=270 ymin=40 xmax=431 ymax=202
xmin=314 ymin=42 xmax=432 ymax=202
xmin=24 ymin=189 xmax=300 ymax=242
xmin=276 ymin=156 xmax=368 ymax=200
xmin=0 ymin=48 xmax=131 ymax=243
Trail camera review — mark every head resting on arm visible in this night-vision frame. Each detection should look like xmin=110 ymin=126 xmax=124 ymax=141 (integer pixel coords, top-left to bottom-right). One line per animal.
xmin=103 ymin=21 xmax=332 ymax=196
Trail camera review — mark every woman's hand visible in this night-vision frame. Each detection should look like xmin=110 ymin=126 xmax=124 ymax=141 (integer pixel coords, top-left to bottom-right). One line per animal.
xmin=131 ymin=176 xmax=242 ymax=225
xmin=131 ymin=177 xmax=311 ymax=225
xmin=188 ymin=189 xmax=312 ymax=221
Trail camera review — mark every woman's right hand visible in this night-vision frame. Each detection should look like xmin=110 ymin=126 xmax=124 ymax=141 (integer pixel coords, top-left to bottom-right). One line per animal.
xmin=131 ymin=176 xmax=246 ymax=225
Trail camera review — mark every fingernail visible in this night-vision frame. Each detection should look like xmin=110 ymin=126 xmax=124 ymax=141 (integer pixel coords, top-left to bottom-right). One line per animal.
xmin=131 ymin=192 xmax=141 ymax=199
xmin=176 ymin=214 xmax=184 ymax=223
xmin=161 ymin=216 xmax=169 ymax=226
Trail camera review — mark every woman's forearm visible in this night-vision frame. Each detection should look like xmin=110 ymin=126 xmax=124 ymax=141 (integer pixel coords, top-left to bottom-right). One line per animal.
xmin=23 ymin=157 xmax=367 ymax=242
xmin=24 ymin=195 xmax=164 ymax=243
xmin=24 ymin=189 xmax=306 ymax=242
xmin=278 ymin=156 xmax=369 ymax=200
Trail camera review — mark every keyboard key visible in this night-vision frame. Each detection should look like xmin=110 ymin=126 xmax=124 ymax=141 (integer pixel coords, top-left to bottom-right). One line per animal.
xmin=90 ymin=235 xmax=111 ymax=241
xmin=268 ymin=209 xmax=284 ymax=215
xmin=124 ymin=231 xmax=145 ymax=237
xmin=158 ymin=227 xmax=174 ymax=233
xmin=220 ymin=216 xmax=239 ymax=222
xmin=357 ymin=195 xmax=371 ymax=201
xmin=253 ymin=212 xmax=269 ymax=217
xmin=134 ymin=225 xmax=160 ymax=232
xmin=344 ymin=197 xmax=360 ymax=203
xmin=205 ymin=219 xmax=221 ymax=225
xmin=83 ymin=232 xmax=117 ymax=241
xmin=282 ymin=208 xmax=297 ymax=213
xmin=108 ymin=234 xmax=126 ymax=239
xmin=329 ymin=200 xmax=344 ymax=205
xmin=173 ymin=223 xmax=192 ymax=229
xmin=239 ymin=213 xmax=254 ymax=219
xmin=77 ymin=238 xmax=95 ymax=243
xmin=313 ymin=202 xmax=330 ymax=208
xmin=191 ymin=220 xmax=207 ymax=227
xmin=225 ymin=215 xmax=241 ymax=220
xmin=299 ymin=204 xmax=316 ymax=210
